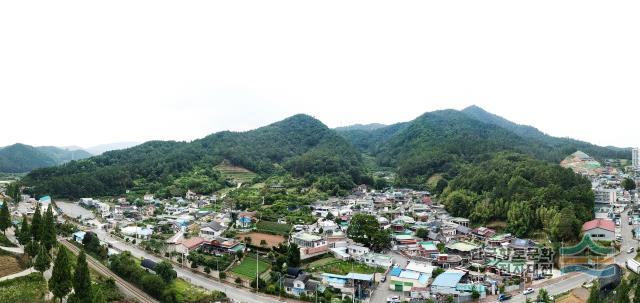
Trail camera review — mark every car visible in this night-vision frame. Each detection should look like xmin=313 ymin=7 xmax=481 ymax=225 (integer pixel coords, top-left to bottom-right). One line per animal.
xmin=498 ymin=294 xmax=512 ymax=301
xmin=628 ymin=247 xmax=635 ymax=254
xmin=523 ymin=288 xmax=534 ymax=295
xmin=387 ymin=296 xmax=400 ymax=303
xmin=381 ymin=275 xmax=387 ymax=282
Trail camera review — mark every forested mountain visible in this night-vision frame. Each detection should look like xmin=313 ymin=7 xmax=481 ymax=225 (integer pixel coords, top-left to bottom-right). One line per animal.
xmin=85 ymin=141 xmax=140 ymax=155
xmin=336 ymin=106 xmax=629 ymax=187
xmin=0 ymin=144 xmax=92 ymax=173
xmin=334 ymin=123 xmax=388 ymax=132
xmin=461 ymin=105 xmax=631 ymax=160
xmin=23 ymin=115 xmax=366 ymax=198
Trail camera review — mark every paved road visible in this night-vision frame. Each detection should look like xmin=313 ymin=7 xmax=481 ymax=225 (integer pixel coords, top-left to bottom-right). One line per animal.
xmin=92 ymin=228 xmax=283 ymax=303
xmin=60 ymin=239 xmax=159 ymax=303
xmin=369 ymin=252 xmax=411 ymax=303
xmin=615 ymin=208 xmax=638 ymax=266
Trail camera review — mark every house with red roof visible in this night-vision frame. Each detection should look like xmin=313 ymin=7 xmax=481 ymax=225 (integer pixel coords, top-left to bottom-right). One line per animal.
xmin=582 ymin=219 xmax=615 ymax=241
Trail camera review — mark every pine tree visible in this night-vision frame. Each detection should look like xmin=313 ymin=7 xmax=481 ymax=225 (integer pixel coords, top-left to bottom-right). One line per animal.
xmin=18 ymin=215 xmax=31 ymax=245
xmin=73 ymin=251 xmax=92 ymax=303
xmin=31 ymin=204 xmax=42 ymax=242
xmin=0 ymin=200 xmax=11 ymax=234
xmin=25 ymin=240 xmax=38 ymax=257
xmin=92 ymin=287 xmax=107 ymax=303
xmin=34 ymin=244 xmax=51 ymax=273
xmin=42 ymin=204 xmax=57 ymax=250
xmin=49 ymin=247 xmax=72 ymax=302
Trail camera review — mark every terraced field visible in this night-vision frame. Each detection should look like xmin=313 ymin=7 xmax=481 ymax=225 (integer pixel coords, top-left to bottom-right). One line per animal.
xmin=214 ymin=162 xmax=257 ymax=184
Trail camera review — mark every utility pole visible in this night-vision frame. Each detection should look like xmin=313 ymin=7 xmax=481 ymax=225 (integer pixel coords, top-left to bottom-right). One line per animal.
xmin=256 ymin=252 xmax=259 ymax=291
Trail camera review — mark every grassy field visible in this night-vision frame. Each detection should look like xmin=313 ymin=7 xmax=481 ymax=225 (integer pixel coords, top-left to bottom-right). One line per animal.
xmin=255 ymin=221 xmax=292 ymax=235
xmin=169 ymin=278 xmax=225 ymax=303
xmin=307 ymin=259 xmax=385 ymax=275
xmin=0 ymin=272 xmax=48 ymax=303
xmin=230 ymin=255 xmax=270 ymax=279
xmin=307 ymin=257 xmax=339 ymax=268
xmin=215 ymin=162 xmax=257 ymax=184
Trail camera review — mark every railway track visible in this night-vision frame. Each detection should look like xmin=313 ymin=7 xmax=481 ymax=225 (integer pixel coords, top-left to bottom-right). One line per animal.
xmin=60 ymin=239 xmax=159 ymax=303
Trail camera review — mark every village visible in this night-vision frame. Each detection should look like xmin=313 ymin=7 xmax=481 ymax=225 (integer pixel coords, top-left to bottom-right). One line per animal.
xmin=1 ymin=150 xmax=636 ymax=303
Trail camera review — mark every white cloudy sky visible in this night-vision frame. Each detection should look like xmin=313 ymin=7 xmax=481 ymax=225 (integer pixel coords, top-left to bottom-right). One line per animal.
xmin=1 ymin=1 xmax=639 ymax=148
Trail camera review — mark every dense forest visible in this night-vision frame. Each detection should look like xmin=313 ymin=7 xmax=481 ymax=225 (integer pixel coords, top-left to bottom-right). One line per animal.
xmin=336 ymin=106 xmax=630 ymax=188
xmin=441 ymin=153 xmax=594 ymax=241
xmin=0 ymin=143 xmax=92 ymax=173
xmin=23 ymin=115 xmax=367 ymax=198
xmin=22 ymin=107 xmax=628 ymax=206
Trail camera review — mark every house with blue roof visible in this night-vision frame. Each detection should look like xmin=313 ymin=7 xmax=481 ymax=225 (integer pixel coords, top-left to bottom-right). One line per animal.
xmin=429 ymin=269 xmax=485 ymax=299
xmin=388 ymin=266 xmax=430 ymax=292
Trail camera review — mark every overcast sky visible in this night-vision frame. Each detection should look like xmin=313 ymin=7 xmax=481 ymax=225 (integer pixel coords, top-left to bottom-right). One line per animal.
xmin=1 ymin=1 xmax=639 ymax=148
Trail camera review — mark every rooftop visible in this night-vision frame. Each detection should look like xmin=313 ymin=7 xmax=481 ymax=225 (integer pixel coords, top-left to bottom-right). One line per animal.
xmin=431 ymin=270 xmax=465 ymax=288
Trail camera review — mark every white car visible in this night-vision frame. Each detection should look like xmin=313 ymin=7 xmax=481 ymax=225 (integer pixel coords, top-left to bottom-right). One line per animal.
xmin=387 ymin=296 xmax=400 ymax=303
xmin=523 ymin=288 xmax=534 ymax=295
xmin=628 ymin=247 xmax=635 ymax=254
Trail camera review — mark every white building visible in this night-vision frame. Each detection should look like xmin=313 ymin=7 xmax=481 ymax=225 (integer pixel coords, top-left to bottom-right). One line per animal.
xmin=633 ymin=147 xmax=639 ymax=170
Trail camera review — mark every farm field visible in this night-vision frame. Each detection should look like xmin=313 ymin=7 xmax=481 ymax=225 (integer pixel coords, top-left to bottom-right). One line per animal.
xmin=238 ymin=232 xmax=285 ymax=248
xmin=215 ymin=162 xmax=257 ymax=184
xmin=307 ymin=259 xmax=385 ymax=275
xmin=230 ymin=255 xmax=270 ymax=279
xmin=0 ymin=272 xmax=48 ymax=303
xmin=255 ymin=221 xmax=292 ymax=235
xmin=0 ymin=255 xmax=23 ymax=278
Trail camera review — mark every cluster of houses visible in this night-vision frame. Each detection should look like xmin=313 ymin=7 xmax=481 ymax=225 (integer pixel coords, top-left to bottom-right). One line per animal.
xmin=15 ymin=158 xmax=638 ymax=303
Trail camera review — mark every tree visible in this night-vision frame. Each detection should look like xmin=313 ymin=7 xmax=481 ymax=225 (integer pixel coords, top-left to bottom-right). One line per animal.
xmin=73 ymin=251 xmax=93 ymax=303
xmin=347 ymin=213 xmax=390 ymax=251
xmin=471 ymin=286 xmax=480 ymax=300
xmin=622 ymin=178 xmax=637 ymax=191
xmin=260 ymin=239 xmax=267 ymax=247
xmin=586 ymin=280 xmax=600 ymax=303
xmin=219 ymin=271 xmax=227 ymax=279
xmin=18 ymin=215 xmax=31 ymax=245
xmin=415 ymin=228 xmax=428 ymax=239
xmin=432 ymin=267 xmax=445 ymax=278
xmin=49 ymin=248 xmax=73 ymax=302
xmin=235 ymin=277 xmax=242 ymax=284
xmin=613 ymin=278 xmax=631 ymax=303
xmin=536 ymin=289 xmax=551 ymax=303
xmin=287 ymin=243 xmax=301 ymax=267
xmin=141 ymin=274 xmax=166 ymax=298
xmin=34 ymin=244 xmax=51 ymax=273
xmin=42 ymin=204 xmax=57 ymax=250
xmin=31 ymin=204 xmax=42 ymax=241
xmin=154 ymin=261 xmax=177 ymax=283
xmin=0 ymin=200 xmax=10 ymax=235
xmin=25 ymin=240 xmax=38 ymax=257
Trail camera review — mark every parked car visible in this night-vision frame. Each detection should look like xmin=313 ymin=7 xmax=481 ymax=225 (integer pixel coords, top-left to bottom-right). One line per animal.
xmin=381 ymin=275 xmax=386 ymax=282
xmin=628 ymin=247 xmax=635 ymax=254
xmin=523 ymin=288 xmax=534 ymax=295
xmin=499 ymin=294 xmax=512 ymax=301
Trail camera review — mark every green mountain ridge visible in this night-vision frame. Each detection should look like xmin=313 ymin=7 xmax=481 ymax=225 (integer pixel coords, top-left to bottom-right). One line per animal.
xmin=22 ymin=106 xmax=630 ymax=198
xmin=0 ymin=144 xmax=92 ymax=173
xmin=23 ymin=114 xmax=366 ymax=198
xmin=336 ymin=106 xmax=629 ymax=187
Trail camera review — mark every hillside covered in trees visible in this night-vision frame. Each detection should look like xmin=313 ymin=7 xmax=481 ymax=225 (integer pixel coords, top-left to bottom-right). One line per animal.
xmin=441 ymin=153 xmax=593 ymax=241
xmin=336 ymin=106 xmax=630 ymax=188
xmin=0 ymin=144 xmax=92 ymax=173
xmin=22 ymin=115 xmax=366 ymax=198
